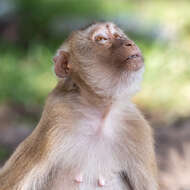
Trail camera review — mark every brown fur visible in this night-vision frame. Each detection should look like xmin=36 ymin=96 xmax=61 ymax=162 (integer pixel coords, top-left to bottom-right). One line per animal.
xmin=0 ymin=22 xmax=158 ymax=190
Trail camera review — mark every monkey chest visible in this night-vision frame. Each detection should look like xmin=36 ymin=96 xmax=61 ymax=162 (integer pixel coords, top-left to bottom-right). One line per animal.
xmin=64 ymin=115 xmax=124 ymax=173
xmin=53 ymin=112 xmax=128 ymax=190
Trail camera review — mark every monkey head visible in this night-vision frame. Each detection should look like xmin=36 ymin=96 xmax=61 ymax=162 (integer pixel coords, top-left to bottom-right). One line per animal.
xmin=53 ymin=22 xmax=144 ymax=98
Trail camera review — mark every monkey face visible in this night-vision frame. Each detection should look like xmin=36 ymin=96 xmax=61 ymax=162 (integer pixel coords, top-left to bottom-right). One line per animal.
xmin=54 ymin=22 xmax=145 ymax=98
xmin=89 ymin=23 xmax=144 ymax=72
xmin=73 ymin=22 xmax=144 ymax=72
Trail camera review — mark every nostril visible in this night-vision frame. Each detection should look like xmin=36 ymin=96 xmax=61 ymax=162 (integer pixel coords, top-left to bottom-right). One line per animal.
xmin=125 ymin=43 xmax=132 ymax=47
xmin=124 ymin=41 xmax=134 ymax=47
xmin=124 ymin=40 xmax=134 ymax=47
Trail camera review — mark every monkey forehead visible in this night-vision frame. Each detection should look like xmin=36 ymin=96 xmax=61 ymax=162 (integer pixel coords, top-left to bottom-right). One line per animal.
xmin=83 ymin=22 xmax=123 ymax=36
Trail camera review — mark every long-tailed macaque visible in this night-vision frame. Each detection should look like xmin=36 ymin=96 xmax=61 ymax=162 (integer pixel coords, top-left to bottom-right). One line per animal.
xmin=0 ymin=22 xmax=158 ymax=190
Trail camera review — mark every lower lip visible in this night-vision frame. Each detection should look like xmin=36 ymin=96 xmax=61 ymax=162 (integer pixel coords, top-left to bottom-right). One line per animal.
xmin=124 ymin=56 xmax=144 ymax=71
xmin=124 ymin=55 xmax=143 ymax=63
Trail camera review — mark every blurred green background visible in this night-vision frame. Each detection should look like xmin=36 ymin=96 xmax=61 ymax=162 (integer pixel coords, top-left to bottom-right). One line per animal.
xmin=1 ymin=0 xmax=190 ymax=121
xmin=0 ymin=0 xmax=190 ymax=188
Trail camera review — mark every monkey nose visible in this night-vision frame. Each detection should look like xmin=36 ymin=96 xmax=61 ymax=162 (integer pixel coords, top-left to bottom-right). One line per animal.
xmin=112 ymin=39 xmax=135 ymax=49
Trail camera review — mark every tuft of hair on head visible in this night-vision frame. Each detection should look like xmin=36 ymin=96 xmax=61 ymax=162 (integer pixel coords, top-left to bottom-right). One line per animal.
xmin=80 ymin=20 xmax=109 ymax=31
xmin=80 ymin=21 xmax=97 ymax=31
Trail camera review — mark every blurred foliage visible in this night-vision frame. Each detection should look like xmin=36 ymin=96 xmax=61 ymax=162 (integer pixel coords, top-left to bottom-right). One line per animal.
xmin=0 ymin=0 xmax=190 ymax=122
xmin=0 ymin=45 xmax=55 ymax=105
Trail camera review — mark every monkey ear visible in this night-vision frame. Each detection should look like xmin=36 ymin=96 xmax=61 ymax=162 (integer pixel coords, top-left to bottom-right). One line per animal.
xmin=53 ymin=50 xmax=70 ymax=78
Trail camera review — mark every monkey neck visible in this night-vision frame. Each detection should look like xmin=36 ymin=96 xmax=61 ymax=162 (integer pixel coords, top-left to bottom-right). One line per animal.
xmin=55 ymin=75 xmax=131 ymax=110
xmin=71 ymin=74 xmax=115 ymax=107
xmin=80 ymin=86 xmax=112 ymax=107
xmin=55 ymin=76 xmax=112 ymax=107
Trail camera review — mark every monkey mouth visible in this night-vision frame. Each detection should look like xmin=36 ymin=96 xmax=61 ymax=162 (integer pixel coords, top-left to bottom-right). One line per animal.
xmin=123 ymin=53 xmax=144 ymax=71
xmin=125 ymin=54 xmax=142 ymax=61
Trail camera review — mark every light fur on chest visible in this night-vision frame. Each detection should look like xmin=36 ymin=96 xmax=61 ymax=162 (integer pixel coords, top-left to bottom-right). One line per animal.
xmin=18 ymin=100 xmax=136 ymax=190
xmin=57 ymin=100 xmax=127 ymax=172
xmin=51 ymin=100 xmax=131 ymax=189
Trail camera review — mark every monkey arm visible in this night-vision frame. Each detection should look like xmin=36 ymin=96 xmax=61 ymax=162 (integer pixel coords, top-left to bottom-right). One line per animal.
xmin=0 ymin=118 xmax=60 ymax=190
xmin=0 ymin=92 xmax=73 ymax=190
xmin=120 ymin=114 xmax=158 ymax=190
xmin=0 ymin=128 xmax=48 ymax=189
